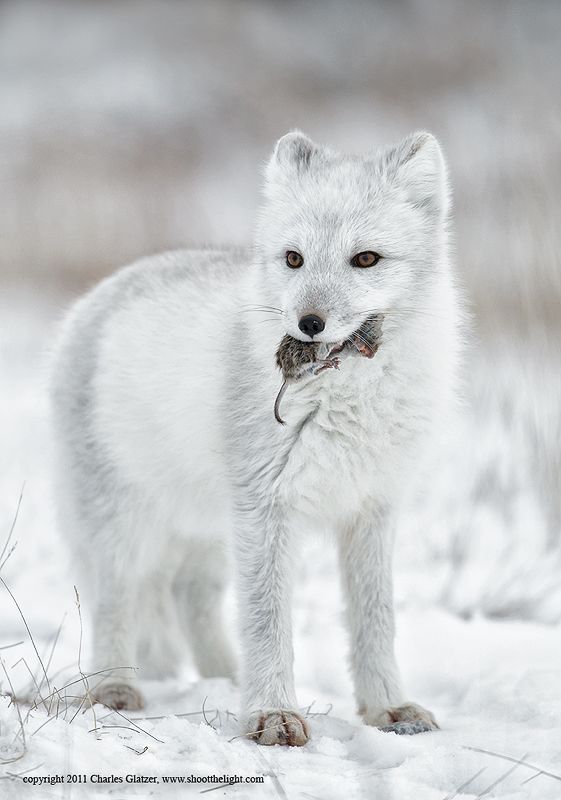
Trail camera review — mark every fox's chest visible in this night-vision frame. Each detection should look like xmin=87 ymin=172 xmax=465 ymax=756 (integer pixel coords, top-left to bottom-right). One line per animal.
xmin=276 ymin=366 xmax=425 ymax=523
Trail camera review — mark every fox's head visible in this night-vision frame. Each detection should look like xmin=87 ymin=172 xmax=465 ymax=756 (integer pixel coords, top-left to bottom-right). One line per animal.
xmin=254 ymin=131 xmax=450 ymax=344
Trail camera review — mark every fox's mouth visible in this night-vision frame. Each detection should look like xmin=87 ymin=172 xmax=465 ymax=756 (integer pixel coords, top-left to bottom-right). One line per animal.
xmin=327 ymin=313 xmax=382 ymax=360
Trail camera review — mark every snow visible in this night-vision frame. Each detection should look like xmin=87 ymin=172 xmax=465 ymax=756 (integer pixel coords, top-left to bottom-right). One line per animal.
xmin=1 ymin=293 xmax=560 ymax=799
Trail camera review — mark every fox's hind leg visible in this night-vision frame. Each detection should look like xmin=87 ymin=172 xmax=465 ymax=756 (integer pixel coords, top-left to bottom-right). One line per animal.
xmin=90 ymin=559 xmax=144 ymax=711
xmin=57 ymin=496 xmax=144 ymax=710
xmin=136 ymin=565 xmax=186 ymax=679
xmin=173 ymin=538 xmax=237 ymax=680
xmin=86 ymin=510 xmax=151 ymax=711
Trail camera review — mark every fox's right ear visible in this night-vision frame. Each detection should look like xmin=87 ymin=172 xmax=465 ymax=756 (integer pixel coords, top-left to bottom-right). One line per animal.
xmin=265 ymin=131 xmax=322 ymax=182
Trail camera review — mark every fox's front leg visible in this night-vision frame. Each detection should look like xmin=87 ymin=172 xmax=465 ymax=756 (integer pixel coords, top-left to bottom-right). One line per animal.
xmin=338 ymin=509 xmax=438 ymax=734
xmin=235 ymin=501 xmax=308 ymax=746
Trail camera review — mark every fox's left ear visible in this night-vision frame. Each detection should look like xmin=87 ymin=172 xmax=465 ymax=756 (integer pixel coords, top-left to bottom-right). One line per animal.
xmin=383 ymin=132 xmax=450 ymax=218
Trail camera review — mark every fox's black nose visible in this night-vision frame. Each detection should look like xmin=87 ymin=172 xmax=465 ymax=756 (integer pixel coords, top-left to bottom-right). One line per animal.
xmin=298 ymin=314 xmax=325 ymax=338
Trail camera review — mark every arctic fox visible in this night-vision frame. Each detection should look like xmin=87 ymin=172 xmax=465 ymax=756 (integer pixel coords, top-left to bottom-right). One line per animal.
xmin=50 ymin=131 xmax=462 ymax=745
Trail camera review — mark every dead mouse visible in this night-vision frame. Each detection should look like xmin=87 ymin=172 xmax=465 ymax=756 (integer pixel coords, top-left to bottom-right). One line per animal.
xmin=274 ymin=314 xmax=383 ymax=424
xmin=274 ymin=339 xmax=341 ymax=424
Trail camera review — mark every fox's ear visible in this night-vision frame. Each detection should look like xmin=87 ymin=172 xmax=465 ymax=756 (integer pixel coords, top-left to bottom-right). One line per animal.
xmin=383 ymin=132 xmax=450 ymax=218
xmin=265 ymin=131 xmax=323 ymax=181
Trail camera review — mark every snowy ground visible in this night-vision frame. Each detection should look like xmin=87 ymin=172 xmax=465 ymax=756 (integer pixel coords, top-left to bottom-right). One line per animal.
xmin=1 ymin=292 xmax=560 ymax=799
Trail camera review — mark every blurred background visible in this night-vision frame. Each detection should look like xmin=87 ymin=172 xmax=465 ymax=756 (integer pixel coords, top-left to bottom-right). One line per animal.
xmin=1 ymin=0 xmax=561 ymax=633
xmin=2 ymin=0 xmax=560 ymax=316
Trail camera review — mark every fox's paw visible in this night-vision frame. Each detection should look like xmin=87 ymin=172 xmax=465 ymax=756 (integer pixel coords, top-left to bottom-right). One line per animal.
xmin=93 ymin=682 xmax=144 ymax=711
xmin=246 ymin=709 xmax=309 ymax=746
xmin=364 ymin=702 xmax=439 ymax=734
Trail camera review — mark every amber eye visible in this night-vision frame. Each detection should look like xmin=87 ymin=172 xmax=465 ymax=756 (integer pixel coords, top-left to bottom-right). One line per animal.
xmin=286 ymin=250 xmax=304 ymax=269
xmin=351 ymin=251 xmax=381 ymax=268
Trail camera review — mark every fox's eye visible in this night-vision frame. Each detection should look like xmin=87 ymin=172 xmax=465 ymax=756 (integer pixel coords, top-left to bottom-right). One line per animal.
xmin=351 ymin=251 xmax=381 ymax=268
xmin=286 ymin=251 xmax=304 ymax=269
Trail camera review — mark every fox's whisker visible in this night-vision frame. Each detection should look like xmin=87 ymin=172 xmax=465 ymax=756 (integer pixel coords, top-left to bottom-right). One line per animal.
xmin=353 ymin=307 xmax=448 ymax=321
xmin=240 ymin=308 xmax=284 ymax=316
xmin=241 ymin=304 xmax=284 ymax=314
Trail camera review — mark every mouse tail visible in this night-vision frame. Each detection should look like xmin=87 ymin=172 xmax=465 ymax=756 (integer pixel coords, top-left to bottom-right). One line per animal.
xmin=274 ymin=380 xmax=288 ymax=425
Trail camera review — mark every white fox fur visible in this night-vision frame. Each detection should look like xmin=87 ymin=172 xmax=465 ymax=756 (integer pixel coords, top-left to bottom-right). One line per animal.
xmin=50 ymin=131 xmax=462 ymax=744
